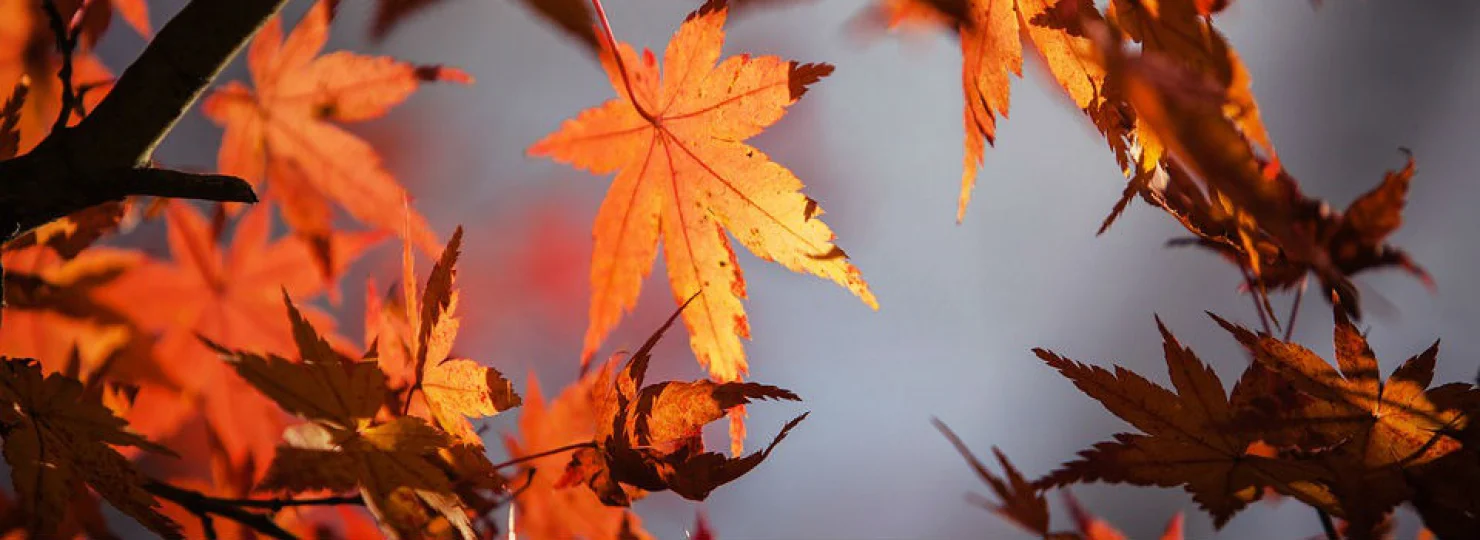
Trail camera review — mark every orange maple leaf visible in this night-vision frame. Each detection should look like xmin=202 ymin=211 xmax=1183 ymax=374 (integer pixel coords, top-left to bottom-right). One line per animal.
xmin=867 ymin=0 xmax=1108 ymax=221
xmin=1106 ymin=0 xmax=1270 ymax=155
xmin=0 ymin=244 xmax=138 ymax=379
xmin=202 ymin=0 xmax=469 ymax=263
xmin=387 ymin=227 xmax=522 ymax=445
xmin=95 ymin=201 xmax=379 ymax=469
xmin=503 ymin=365 xmax=652 ymax=540
xmin=529 ymin=0 xmax=877 ymax=392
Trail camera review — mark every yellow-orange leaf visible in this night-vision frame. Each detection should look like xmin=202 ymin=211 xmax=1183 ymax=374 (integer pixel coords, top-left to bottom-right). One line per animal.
xmin=955 ymin=0 xmax=1023 ymax=222
xmin=868 ymin=0 xmax=1115 ymax=221
xmin=423 ymin=358 xmax=521 ymax=444
xmin=529 ymin=0 xmax=876 ymax=390
xmin=202 ymin=0 xmax=469 ymax=260
xmin=380 ymin=226 xmax=522 ymax=444
xmin=94 ymin=201 xmax=379 ymax=468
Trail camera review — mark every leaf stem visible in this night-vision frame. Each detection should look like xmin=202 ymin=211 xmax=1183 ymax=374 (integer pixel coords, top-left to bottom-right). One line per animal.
xmin=1316 ymin=508 xmax=1338 ymax=540
xmin=587 ymin=0 xmax=656 ymax=122
xmin=1283 ymin=276 xmax=1307 ymax=342
xmin=200 ymin=513 xmax=218 ymax=540
xmin=491 ymin=441 xmax=596 ymax=470
xmin=1238 ymin=263 xmax=1274 ymax=335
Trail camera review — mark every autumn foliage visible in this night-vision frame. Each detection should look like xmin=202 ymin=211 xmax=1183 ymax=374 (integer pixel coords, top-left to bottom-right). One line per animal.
xmin=0 ymin=0 xmax=1474 ymax=538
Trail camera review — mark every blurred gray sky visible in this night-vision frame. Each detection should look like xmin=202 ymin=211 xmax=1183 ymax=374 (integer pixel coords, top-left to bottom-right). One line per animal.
xmin=122 ymin=0 xmax=1480 ymax=537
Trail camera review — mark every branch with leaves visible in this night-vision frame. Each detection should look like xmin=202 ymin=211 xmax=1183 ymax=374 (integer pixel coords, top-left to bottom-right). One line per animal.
xmin=0 ymin=0 xmax=282 ymax=245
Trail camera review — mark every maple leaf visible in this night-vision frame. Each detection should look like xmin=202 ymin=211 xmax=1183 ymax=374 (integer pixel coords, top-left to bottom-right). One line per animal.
xmin=365 ymin=277 xmax=416 ymax=388
xmin=560 ymin=301 xmax=806 ymax=506
xmin=202 ymin=0 xmax=470 ymax=269
xmin=933 ymin=419 xmax=1052 ymax=536
xmin=1407 ymin=413 xmax=1480 ymax=539
xmin=1035 ymin=317 xmax=1330 ymax=527
xmin=1243 ymin=152 xmax=1431 ymax=300
xmin=529 ymin=0 xmax=877 ymax=395
xmin=503 ymin=364 xmax=652 ymax=540
xmin=12 ymin=200 xmax=129 ymax=260
xmin=1089 ymin=21 xmax=1426 ymax=317
xmin=263 ymin=420 xmax=474 ymax=539
xmin=1 ymin=244 xmax=139 ymax=376
xmin=209 ymin=295 xmax=480 ymax=539
xmin=866 ymin=0 xmax=1109 ymax=221
xmin=0 ymin=357 xmax=180 ymax=538
xmin=1106 ymin=0 xmax=1271 ymax=155
xmin=375 ymin=226 xmax=522 ymax=445
xmin=94 ymin=201 xmax=379 ymax=469
xmin=935 ymin=419 xmax=1187 ymax=540
xmin=1214 ymin=306 xmax=1471 ymax=531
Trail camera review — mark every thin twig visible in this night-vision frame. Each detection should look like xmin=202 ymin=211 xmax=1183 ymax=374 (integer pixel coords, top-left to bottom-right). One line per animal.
xmin=491 ymin=441 xmax=596 ymax=470
xmin=503 ymin=468 xmax=538 ymax=503
xmin=1317 ymin=508 xmax=1338 ymax=540
xmin=1283 ymin=276 xmax=1307 ymax=342
xmin=401 ymin=383 xmax=420 ymax=417
xmin=145 ymin=481 xmax=304 ymax=540
xmin=199 ymin=513 xmax=218 ymax=540
xmin=0 ymin=0 xmax=284 ymax=245
xmin=588 ymin=0 xmax=655 ymax=122
xmin=1238 ymin=263 xmax=1274 ymax=335
xmin=39 ymin=0 xmax=79 ymax=134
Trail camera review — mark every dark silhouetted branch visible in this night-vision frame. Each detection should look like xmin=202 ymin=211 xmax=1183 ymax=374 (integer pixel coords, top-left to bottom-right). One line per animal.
xmin=0 ymin=0 xmax=288 ymax=245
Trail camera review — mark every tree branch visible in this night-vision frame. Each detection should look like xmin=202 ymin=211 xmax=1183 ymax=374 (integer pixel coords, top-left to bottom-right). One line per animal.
xmin=144 ymin=481 xmax=299 ymax=540
xmin=146 ymin=480 xmax=367 ymax=539
xmin=72 ymin=0 xmax=288 ymax=167
xmin=0 ymin=0 xmax=288 ymax=245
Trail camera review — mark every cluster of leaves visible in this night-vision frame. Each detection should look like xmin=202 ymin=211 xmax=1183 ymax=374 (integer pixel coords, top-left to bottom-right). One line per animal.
xmin=860 ymin=0 xmax=1476 ymax=537
xmin=1032 ymin=308 xmax=1474 ymax=537
xmin=529 ymin=0 xmax=876 ymax=456
xmin=863 ymin=0 xmax=1427 ymax=319
xmin=0 ymin=0 xmax=805 ymax=537
xmin=553 ymin=298 xmax=808 ymax=507
xmin=0 ymin=0 xmax=1475 ymax=537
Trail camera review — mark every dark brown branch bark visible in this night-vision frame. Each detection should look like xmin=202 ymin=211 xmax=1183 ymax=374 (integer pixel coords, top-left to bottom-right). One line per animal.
xmin=146 ymin=480 xmax=367 ymax=538
xmin=145 ymin=481 xmax=298 ymax=540
xmin=0 ymin=0 xmax=289 ymax=245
